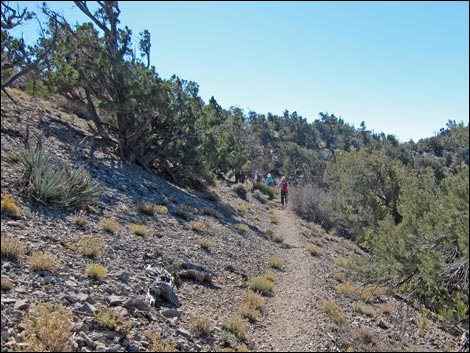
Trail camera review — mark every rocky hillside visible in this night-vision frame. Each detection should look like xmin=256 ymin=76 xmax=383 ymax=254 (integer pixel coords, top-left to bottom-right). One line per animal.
xmin=1 ymin=89 xmax=463 ymax=352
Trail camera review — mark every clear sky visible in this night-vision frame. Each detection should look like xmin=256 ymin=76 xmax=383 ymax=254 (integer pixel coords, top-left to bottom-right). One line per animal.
xmin=12 ymin=1 xmax=470 ymax=142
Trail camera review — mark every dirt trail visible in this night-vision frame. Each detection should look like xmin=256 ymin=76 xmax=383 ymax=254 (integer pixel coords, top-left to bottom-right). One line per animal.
xmin=250 ymin=208 xmax=332 ymax=352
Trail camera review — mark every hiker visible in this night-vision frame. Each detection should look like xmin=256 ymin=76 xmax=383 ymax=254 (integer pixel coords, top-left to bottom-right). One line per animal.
xmin=265 ymin=173 xmax=276 ymax=188
xmin=278 ymin=176 xmax=289 ymax=208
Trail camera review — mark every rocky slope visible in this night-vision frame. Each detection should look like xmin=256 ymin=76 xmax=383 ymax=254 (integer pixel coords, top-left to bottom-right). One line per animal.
xmin=1 ymin=89 xmax=463 ymax=352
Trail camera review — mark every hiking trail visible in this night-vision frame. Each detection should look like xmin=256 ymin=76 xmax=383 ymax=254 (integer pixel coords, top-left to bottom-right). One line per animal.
xmin=250 ymin=208 xmax=334 ymax=352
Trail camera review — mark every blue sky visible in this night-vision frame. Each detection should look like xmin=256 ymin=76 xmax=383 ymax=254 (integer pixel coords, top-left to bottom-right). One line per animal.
xmin=13 ymin=1 xmax=470 ymax=142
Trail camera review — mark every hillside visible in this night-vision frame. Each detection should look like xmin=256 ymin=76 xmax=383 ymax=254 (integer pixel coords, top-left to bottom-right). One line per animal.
xmin=1 ymin=89 xmax=463 ymax=352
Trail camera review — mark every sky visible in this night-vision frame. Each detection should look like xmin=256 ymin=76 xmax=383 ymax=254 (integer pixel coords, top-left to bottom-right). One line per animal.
xmin=11 ymin=1 xmax=470 ymax=142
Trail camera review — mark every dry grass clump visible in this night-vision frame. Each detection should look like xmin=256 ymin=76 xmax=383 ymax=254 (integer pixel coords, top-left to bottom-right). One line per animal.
xmin=1 ymin=236 xmax=25 ymax=260
xmin=94 ymin=307 xmax=131 ymax=335
xmin=352 ymin=301 xmax=377 ymax=317
xmin=360 ymin=286 xmax=386 ymax=303
xmin=239 ymin=304 xmax=260 ymax=322
xmin=77 ymin=235 xmax=105 ymax=258
xmin=143 ymin=331 xmax=176 ymax=352
xmin=71 ymin=212 xmax=87 ymax=228
xmin=30 ymin=252 xmax=57 ymax=272
xmin=1 ymin=193 xmax=20 ymax=217
xmin=1 ymin=277 xmax=13 ymax=291
xmin=339 ymin=326 xmax=388 ymax=352
xmin=4 ymin=151 xmax=20 ymax=164
xmin=236 ymin=202 xmax=249 ymax=212
xmin=190 ymin=316 xmax=212 ymax=337
xmin=86 ymin=263 xmax=108 ymax=280
xmin=100 ymin=217 xmax=120 ymax=234
xmin=242 ymin=291 xmax=265 ymax=310
xmin=190 ymin=221 xmax=206 ymax=232
xmin=269 ymin=213 xmax=280 ymax=224
xmin=222 ymin=316 xmax=247 ymax=340
xmin=130 ymin=223 xmax=149 ymax=236
xmin=137 ymin=201 xmax=156 ymax=215
xmin=202 ymin=207 xmax=222 ymax=219
xmin=235 ymin=223 xmax=249 ymax=233
xmin=155 ymin=205 xmax=168 ymax=214
xmin=322 ymin=300 xmax=346 ymax=325
xmin=197 ymin=237 xmax=212 ymax=250
xmin=379 ymin=303 xmax=394 ymax=315
xmin=267 ymin=256 xmax=284 ymax=269
xmin=336 ymin=283 xmax=360 ymax=298
xmin=21 ymin=302 xmax=73 ymax=352
xmin=332 ymin=256 xmax=353 ymax=269
xmin=248 ymin=276 xmax=274 ymax=296
xmin=332 ymin=272 xmax=346 ymax=283
xmin=174 ymin=205 xmax=193 ymax=220
xmin=305 ymin=244 xmax=323 ymax=256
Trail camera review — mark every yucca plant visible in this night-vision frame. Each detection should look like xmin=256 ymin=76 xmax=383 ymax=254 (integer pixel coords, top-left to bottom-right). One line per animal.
xmin=20 ymin=144 xmax=101 ymax=208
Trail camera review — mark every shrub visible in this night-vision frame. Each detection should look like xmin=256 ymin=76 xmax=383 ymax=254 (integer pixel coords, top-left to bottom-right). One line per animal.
xmin=232 ymin=184 xmax=247 ymax=200
xmin=86 ymin=263 xmax=108 ymax=280
xmin=30 ymin=252 xmax=57 ymax=272
xmin=21 ymin=302 xmax=73 ymax=352
xmin=289 ymin=184 xmax=335 ymax=230
xmin=1 ymin=237 xmax=25 ymax=260
xmin=252 ymin=183 xmax=276 ymax=200
xmin=1 ymin=193 xmax=20 ymax=217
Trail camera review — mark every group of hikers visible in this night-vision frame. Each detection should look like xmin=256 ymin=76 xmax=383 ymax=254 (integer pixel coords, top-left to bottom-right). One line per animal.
xmin=254 ymin=171 xmax=289 ymax=208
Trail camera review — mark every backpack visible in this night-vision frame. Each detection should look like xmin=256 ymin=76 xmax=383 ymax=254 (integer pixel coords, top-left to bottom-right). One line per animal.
xmin=281 ymin=180 xmax=288 ymax=192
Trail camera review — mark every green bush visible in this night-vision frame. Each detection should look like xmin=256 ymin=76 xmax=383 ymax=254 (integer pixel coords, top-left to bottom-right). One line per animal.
xmin=252 ymin=183 xmax=276 ymax=200
xmin=233 ymin=184 xmax=247 ymax=200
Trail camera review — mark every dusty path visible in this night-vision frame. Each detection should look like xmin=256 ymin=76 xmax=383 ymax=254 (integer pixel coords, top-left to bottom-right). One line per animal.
xmin=250 ymin=208 xmax=333 ymax=352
